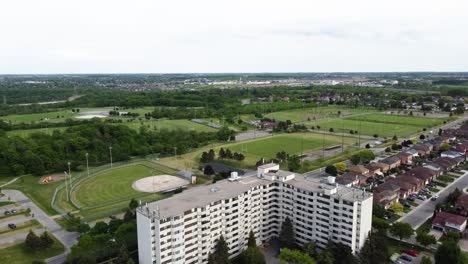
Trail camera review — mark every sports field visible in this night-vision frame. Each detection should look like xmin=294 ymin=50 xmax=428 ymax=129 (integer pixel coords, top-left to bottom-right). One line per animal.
xmin=124 ymin=119 xmax=217 ymax=132
xmin=345 ymin=113 xmax=448 ymax=128
xmin=229 ymin=133 xmax=357 ymax=160
xmin=71 ymin=162 xmax=176 ymax=208
xmin=310 ymin=113 xmax=451 ymax=137
xmin=264 ymin=106 xmax=376 ymax=123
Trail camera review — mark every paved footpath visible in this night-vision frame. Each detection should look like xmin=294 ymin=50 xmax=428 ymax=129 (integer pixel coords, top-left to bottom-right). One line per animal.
xmin=398 ymin=170 xmax=468 ymax=229
xmin=1 ymin=190 xmax=79 ymax=264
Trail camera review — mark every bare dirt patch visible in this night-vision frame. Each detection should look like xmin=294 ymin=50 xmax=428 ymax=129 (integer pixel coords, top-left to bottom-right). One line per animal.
xmin=132 ymin=175 xmax=189 ymax=193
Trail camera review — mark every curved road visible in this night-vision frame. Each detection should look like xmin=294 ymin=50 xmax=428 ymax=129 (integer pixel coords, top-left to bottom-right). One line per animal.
xmin=2 ymin=190 xmax=78 ymax=264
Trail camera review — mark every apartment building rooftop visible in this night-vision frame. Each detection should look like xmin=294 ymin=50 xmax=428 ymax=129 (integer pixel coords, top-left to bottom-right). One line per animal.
xmin=140 ymin=169 xmax=372 ymax=219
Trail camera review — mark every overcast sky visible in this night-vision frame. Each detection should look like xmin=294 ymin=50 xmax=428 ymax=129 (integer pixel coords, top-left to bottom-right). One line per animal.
xmin=1 ymin=0 xmax=468 ymax=74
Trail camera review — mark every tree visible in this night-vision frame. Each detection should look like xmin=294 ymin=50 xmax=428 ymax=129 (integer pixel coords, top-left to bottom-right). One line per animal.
xmin=302 ymin=241 xmax=317 ymax=259
xmin=129 ymin=198 xmax=138 ymax=210
xmin=279 ymin=248 xmax=315 ymax=264
xmin=385 ymin=147 xmax=391 ymax=153
xmin=421 ymin=256 xmax=432 ymax=264
xmin=315 ymin=249 xmax=334 ymax=264
xmin=325 ymin=165 xmax=338 ymax=176
xmin=40 ymin=232 xmax=54 ymax=248
xmin=89 ymin=221 xmax=109 ymax=235
xmin=335 ymin=162 xmax=347 ymax=172
xmin=435 ymin=240 xmax=463 ymax=264
xmin=420 ymin=134 xmax=426 ymax=140
xmin=240 ymin=247 xmax=265 ymax=264
xmin=328 ymin=242 xmax=357 ymax=264
xmin=208 ymin=235 xmax=230 ymax=264
xmin=373 ymin=134 xmax=378 ymax=138
xmin=391 ymin=143 xmax=399 ymax=150
xmin=116 ymin=245 xmax=130 ymax=264
xmin=392 ymin=135 xmax=398 ymax=141
xmin=77 ymin=223 xmax=91 ymax=234
xmin=446 ymin=188 xmax=462 ymax=205
xmin=279 ymin=217 xmax=295 ymax=249
xmin=123 ymin=209 xmax=134 ymax=222
xmin=219 ymin=148 xmax=226 ymax=159
xmin=373 ymin=204 xmax=386 ymax=218
xmin=372 ymin=216 xmax=390 ymax=230
xmin=329 ymin=128 xmax=334 ymax=133
xmin=25 ymin=230 xmax=42 ymax=250
xmin=204 ymin=165 xmax=215 ymax=175
xmin=287 ymin=155 xmax=301 ymax=172
xmin=248 ymin=230 xmax=257 ymax=248
xmin=416 ymin=231 xmax=436 ymax=247
xmin=359 ymin=231 xmax=390 ymax=264
xmin=389 ymin=202 xmax=404 ymax=213
xmin=390 ymin=222 xmax=414 ymax=243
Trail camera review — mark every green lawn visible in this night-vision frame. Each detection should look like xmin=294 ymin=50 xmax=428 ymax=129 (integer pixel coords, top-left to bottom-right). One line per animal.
xmin=311 ymin=118 xmax=422 ymax=137
xmin=72 ymin=161 xmax=176 ymax=209
xmin=0 ymin=234 xmax=65 ymax=264
xmin=123 ymin=119 xmax=217 ymax=132
xmin=346 ymin=113 xmax=449 ymax=128
xmin=228 ymin=133 xmax=357 ymax=160
xmin=264 ymin=106 xmax=376 ymax=123
xmin=0 ymin=109 xmax=75 ymax=124
xmin=6 ymin=126 xmax=67 ymax=137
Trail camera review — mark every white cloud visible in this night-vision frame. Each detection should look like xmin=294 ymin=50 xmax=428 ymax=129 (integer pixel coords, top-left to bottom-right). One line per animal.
xmin=1 ymin=0 xmax=467 ymax=73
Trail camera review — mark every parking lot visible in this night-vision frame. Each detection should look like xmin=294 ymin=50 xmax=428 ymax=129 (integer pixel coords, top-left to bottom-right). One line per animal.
xmin=0 ymin=198 xmax=43 ymax=248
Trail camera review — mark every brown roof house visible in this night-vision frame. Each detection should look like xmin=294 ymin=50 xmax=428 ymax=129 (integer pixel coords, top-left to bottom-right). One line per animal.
xmin=432 ymin=211 xmax=467 ymax=233
xmin=414 ymin=143 xmax=433 ymax=157
xmin=371 ymin=162 xmax=390 ymax=174
xmin=348 ymin=165 xmax=370 ymax=176
xmin=397 ymin=152 xmax=413 ymax=165
xmin=402 ymin=167 xmax=438 ymax=184
xmin=365 ymin=163 xmax=383 ymax=177
xmin=381 ymin=156 xmax=401 ymax=170
xmin=336 ymin=172 xmax=360 ymax=187
xmin=373 ymin=190 xmax=399 ymax=209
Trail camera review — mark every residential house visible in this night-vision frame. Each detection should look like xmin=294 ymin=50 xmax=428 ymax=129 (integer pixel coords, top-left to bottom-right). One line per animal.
xmin=365 ymin=163 xmax=383 ymax=177
xmin=432 ymin=211 xmax=467 ymax=233
xmin=373 ymin=190 xmax=399 ymax=209
xmin=348 ymin=165 xmax=370 ymax=176
xmin=405 ymin=148 xmax=419 ymax=158
xmin=371 ymin=162 xmax=390 ymax=174
xmin=441 ymin=151 xmax=464 ymax=159
xmin=414 ymin=143 xmax=433 ymax=157
xmin=432 ymin=157 xmax=458 ymax=172
xmin=381 ymin=156 xmax=401 ymax=170
xmin=397 ymin=152 xmax=413 ymax=165
xmin=402 ymin=167 xmax=438 ymax=184
xmin=336 ymin=172 xmax=360 ymax=187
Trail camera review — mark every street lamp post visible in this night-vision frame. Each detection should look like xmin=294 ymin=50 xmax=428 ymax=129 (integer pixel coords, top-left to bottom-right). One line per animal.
xmin=109 ymin=146 xmax=113 ymax=168
xmin=85 ymin=152 xmax=89 ymax=177
xmin=67 ymin=161 xmax=71 ymax=201
xmin=174 ymin=147 xmax=177 ymax=159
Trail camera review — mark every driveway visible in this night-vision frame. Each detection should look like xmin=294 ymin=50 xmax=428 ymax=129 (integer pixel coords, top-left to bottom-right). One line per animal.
xmin=398 ymin=170 xmax=468 ymax=229
xmin=1 ymin=190 xmax=79 ymax=264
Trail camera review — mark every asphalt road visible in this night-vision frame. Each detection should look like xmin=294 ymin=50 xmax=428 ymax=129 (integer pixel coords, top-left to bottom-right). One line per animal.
xmin=398 ymin=170 xmax=468 ymax=229
xmin=1 ymin=190 xmax=79 ymax=264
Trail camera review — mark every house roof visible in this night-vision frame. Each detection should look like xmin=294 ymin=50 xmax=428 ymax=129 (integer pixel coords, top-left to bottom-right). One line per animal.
xmin=382 ymin=156 xmax=401 ymax=165
xmin=398 ymin=152 xmax=413 ymax=158
xmin=348 ymin=165 xmax=369 ymax=174
xmin=366 ymin=163 xmax=383 ymax=172
xmin=403 ymin=167 xmax=436 ymax=180
xmin=432 ymin=211 xmax=467 ymax=226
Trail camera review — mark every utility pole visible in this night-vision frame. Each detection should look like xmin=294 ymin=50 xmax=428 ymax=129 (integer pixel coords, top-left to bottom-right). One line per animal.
xmin=109 ymin=146 xmax=113 ymax=168
xmin=341 ymin=117 xmax=344 ymax=153
xmin=65 ymin=162 xmax=71 ymax=201
xmin=174 ymin=147 xmax=177 ymax=159
xmin=85 ymin=152 xmax=89 ymax=177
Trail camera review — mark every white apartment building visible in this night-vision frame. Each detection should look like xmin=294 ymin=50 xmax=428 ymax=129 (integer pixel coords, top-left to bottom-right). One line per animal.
xmin=137 ymin=163 xmax=373 ymax=264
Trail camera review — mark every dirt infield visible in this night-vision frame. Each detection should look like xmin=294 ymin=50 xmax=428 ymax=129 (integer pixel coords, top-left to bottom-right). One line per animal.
xmin=132 ymin=175 xmax=189 ymax=193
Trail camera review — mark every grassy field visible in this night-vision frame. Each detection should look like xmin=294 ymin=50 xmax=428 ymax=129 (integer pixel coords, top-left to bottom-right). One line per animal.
xmin=71 ymin=161 xmax=176 ymax=209
xmin=311 ymin=118 xmax=421 ymax=138
xmin=6 ymin=175 xmax=61 ymax=215
xmin=264 ymin=106 xmax=376 ymax=123
xmin=229 ymin=133 xmax=357 ymax=160
xmin=157 ymin=132 xmax=359 ymax=170
xmin=0 ymin=234 xmax=65 ymax=264
xmin=124 ymin=119 xmax=217 ymax=132
xmin=0 ymin=109 xmax=75 ymax=124
xmin=346 ymin=113 xmax=449 ymax=128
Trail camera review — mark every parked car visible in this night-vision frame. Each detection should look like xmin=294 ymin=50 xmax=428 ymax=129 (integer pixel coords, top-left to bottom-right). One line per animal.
xmin=394 ymin=260 xmax=404 ymax=264
xmin=407 ymin=197 xmax=415 ymax=202
xmin=8 ymin=223 xmax=16 ymax=229
xmin=431 ymin=194 xmax=439 ymax=201
xmin=403 ymin=249 xmax=419 ymax=257
xmin=10 ymin=209 xmax=17 ymax=213
xmin=4 ymin=210 xmax=11 ymax=215
xmin=402 ymin=202 xmax=411 ymax=208
xmin=417 ymin=195 xmax=427 ymax=200
xmin=399 ymin=255 xmax=413 ymax=262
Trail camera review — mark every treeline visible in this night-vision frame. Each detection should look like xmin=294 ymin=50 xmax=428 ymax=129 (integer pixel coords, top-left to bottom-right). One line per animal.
xmin=0 ymin=123 xmax=233 ymax=177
